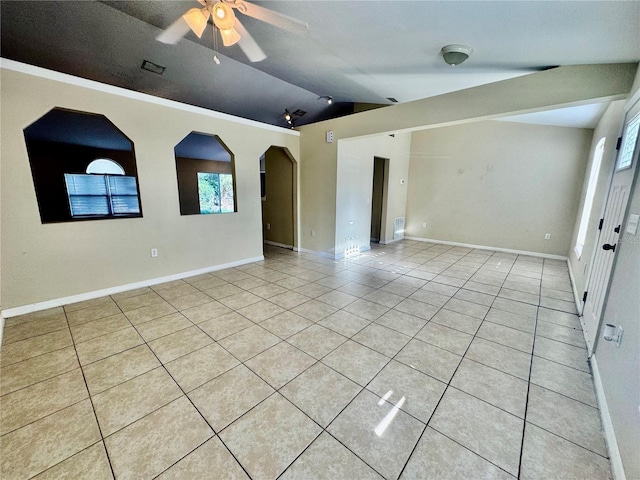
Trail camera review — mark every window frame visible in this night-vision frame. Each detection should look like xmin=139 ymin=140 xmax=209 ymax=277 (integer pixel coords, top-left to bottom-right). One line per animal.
xmin=197 ymin=171 xmax=235 ymax=214
xmin=616 ymin=111 xmax=639 ymax=172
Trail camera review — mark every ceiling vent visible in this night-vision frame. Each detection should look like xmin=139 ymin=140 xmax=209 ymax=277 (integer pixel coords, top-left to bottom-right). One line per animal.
xmin=141 ymin=60 xmax=166 ymax=75
xmin=387 ymin=97 xmax=398 ymax=103
xmin=292 ymin=109 xmax=307 ymax=117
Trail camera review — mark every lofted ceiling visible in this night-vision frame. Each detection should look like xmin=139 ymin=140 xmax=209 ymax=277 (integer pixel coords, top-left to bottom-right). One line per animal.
xmin=2 ymin=1 xmax=639 ymax=128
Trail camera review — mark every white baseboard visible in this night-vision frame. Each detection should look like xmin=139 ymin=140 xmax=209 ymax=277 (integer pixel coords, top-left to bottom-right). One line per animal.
xmin=404 ymin=236 xmax=569 ymax=261
xmin=1 ymin=255 xmax=264 ymax=319
xmin=264 ymin=240 xmax=294 ymax=250
xmin=296 ymin=247 xmax=336 ymax=259
xmin=379 ymin=238 xmax=400 ymax=245
xmin=590 ymin=355 xmax=626 ymax=480
xmin=0 ymin=313 xmax=5 ymax=347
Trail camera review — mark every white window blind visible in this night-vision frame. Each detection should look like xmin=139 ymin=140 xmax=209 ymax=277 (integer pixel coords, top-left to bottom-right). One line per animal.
xmin=64 ymin=174 xmax=140 ymax=217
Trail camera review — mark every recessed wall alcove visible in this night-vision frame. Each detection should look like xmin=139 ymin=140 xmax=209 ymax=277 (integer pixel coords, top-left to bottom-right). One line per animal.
xmin=174 ymin=132 xmax=237 ymax=215
xmin=23 ymin=108 xmax=141 ymax=223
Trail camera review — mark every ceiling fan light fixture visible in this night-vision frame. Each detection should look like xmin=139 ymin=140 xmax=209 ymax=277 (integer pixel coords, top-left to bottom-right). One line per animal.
xmin=183 ymin=7 xmax=210 ymax=38
xmin=441 ymin=44 xmax=473 ymax=66
xmin=212 ymin=3 xmax=236 ymax=30
xmin=219 ymin=27 xmax=241 ymax=46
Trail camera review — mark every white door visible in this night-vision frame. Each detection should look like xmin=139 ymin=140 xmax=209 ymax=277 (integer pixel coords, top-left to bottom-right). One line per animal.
xmin=582 ymin=99 xmax=640 ymax=353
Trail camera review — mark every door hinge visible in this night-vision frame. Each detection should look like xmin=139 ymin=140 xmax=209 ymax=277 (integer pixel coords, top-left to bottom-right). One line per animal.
xmin=598 ymin=218 xmax=604 ymax=230
xmin=616 ymin=137 xmax=622 ymax=150
xmin=583 ymin=291 xmax=588 ymax=302
xmin=614 ymin=224 xmax=621 ymax=233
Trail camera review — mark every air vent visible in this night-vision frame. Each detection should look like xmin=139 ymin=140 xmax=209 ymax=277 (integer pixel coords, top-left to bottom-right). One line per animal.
xmin=141 ymin=60 xmax=166 ymax=75
xmin=387 ymin=97 xmax=398 ymax=103
xmin=292 ymin=109 xmax=307 ymax=117
xmin=393 ymin=217 xmax=405 ymax=240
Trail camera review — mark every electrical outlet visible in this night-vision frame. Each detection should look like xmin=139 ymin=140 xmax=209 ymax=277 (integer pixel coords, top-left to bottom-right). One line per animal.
xmin=544 ymin=233 xmax=551 ymax=240
xmin=422 ymin=223 xmax=427 ymax=228
xmin=266 ymin=223 xmax=271 ymax=230
xmin=150 ymin=248 xmax=158 ymax=257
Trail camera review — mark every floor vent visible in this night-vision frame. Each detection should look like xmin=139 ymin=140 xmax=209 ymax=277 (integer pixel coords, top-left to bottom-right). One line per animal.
xmin=394 ymin=217 xmax=405 ymax=240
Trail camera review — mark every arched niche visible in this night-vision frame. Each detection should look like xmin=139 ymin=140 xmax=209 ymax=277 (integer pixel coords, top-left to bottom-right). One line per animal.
xmin=174 ymin=132 xmax=237 ymax=215
xmin=23 ymin=108 xmax=141 ymax=223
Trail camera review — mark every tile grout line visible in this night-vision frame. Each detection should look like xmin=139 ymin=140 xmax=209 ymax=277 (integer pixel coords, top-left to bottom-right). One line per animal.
xmin=274 ymin=243 xmax=468 ymax=479
xmin=119 ymin=304 xmax=256 ymax=480
xmin=64 ymin=307 xmax=119 ymax=480
xmin=396 ymin=246 xmax=521 ymax=479
xmin=515 ymin=256 xmax=546 ymax=479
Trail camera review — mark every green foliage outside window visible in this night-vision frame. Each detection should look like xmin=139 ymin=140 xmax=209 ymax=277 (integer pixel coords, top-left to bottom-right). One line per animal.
xmin=198 ymin=172 xmax=235 ymax=214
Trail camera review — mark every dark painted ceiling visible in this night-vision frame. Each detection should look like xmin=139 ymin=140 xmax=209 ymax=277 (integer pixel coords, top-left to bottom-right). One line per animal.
xmin=3 ymin=1 xmax=640 ymax=128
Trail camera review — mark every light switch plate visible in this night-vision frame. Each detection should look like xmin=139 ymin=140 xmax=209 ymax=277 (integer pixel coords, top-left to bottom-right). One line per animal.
xmin=626 ymin=214 xmax=639 ymax=235
xmin=326 ymin=131 xmax=334 ymax=143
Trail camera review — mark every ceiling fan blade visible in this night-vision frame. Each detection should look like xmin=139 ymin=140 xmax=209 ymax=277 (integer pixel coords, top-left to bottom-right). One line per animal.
xmin=234 ymin=18 xmax=267 ymax=62
xmin=239 ymin=1 xmax=308 ymax=34
xmin=156 ymin=17 xmax=192 ymax=44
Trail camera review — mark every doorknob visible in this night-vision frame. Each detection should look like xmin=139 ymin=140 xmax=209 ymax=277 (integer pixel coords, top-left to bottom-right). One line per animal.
xmin=602 ymin=243 xmax=617 ymax=252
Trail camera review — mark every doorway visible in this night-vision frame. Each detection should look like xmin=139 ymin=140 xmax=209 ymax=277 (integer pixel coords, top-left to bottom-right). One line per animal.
xmin=261 ymin=146 xmax=295 ymax=249
xmin=582 ymin=98 xmax=640 ymax=353
xmin=370 ymin=156 xmax=388 ymax=243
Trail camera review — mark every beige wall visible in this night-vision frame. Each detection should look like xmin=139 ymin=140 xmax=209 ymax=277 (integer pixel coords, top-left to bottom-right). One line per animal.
xmin=568 ymin=101 xmax=626 ymax=297
xmin=335 ymin=133 xmax=411 ymax=257
xmin=298 ymin=128 xmax=337 ymax=255
xmin=406 ymin=121 xmax=593 ymax=255
xmin=0 ymin=67 xmax=299 ymax=309
xmin=262 ymin=147 xmax=294 ymax=247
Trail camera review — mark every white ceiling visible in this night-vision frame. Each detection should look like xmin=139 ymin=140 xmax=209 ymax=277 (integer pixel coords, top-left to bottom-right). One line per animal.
xmin=498 ymin=103 xmax=613 ymax=129
xmin=1 ymin=1 xmax=639 ymax=127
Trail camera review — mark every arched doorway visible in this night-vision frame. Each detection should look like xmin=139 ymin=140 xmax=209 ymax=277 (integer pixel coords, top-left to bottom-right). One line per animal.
xmin=260 ymin=146 xmax=296 ymax=249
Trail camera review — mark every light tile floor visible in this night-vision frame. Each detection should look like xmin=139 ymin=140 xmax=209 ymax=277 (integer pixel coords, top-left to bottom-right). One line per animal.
xmin=0 ymin=241 xmax=612 ymax=479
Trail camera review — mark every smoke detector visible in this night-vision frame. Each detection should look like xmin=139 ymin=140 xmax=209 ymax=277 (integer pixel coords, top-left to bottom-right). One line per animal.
xmin=441 ymin=44 xmax=473 ymax=66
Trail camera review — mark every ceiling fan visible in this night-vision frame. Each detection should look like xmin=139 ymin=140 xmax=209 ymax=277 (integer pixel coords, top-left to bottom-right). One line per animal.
xmin=156 ymin=0 xmax=308 ymax=62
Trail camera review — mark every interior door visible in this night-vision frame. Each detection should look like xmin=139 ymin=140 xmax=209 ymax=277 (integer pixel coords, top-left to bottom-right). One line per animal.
xmin=582 ymin=99 xmax=640 ymax=353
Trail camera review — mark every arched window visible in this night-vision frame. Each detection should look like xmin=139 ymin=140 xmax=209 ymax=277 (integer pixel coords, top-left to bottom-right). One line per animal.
xmin=86 ymin=158 xmax=125 ymax=175
xmin=574 ymin=138 xmax=605 ymax=259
